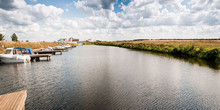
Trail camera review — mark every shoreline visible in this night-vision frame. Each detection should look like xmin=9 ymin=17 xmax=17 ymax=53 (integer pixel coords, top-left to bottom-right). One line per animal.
xmin=93 ymin=40 xmax=220 ymax=63
xmin=0 ymin=41 xmax=77 ymax=54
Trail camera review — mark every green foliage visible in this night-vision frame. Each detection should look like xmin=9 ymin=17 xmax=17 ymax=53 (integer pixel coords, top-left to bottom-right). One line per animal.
xmin=0 ymin=33 xmax=4 ymax=41
xmin=26 ymin=40 xmax=29 ymax=42
xmin=11 ymin=33 xmax=18 ymax=41
xmin=95 ymin=41 xmax=220 ymax=63
xmin=83 ymin=42 xmax=95 ymax=45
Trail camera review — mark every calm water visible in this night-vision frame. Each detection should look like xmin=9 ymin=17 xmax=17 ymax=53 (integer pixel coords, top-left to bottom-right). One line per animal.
xmin=0 ymin=45 xmax=220 ymax=109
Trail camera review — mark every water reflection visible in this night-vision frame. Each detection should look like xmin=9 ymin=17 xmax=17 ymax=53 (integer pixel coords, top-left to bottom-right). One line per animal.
xmin=128 ymin=49 xmax=220 ymax=70
xmin=0 ymin=45 xmax=220 ymax=109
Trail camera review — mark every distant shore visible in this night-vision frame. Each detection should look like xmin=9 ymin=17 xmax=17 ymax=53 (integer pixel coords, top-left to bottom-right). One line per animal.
xmin=93 ymin=40 xmax=220 ymax=63
xmin=0 ymin=41 xmax=77 ymax=54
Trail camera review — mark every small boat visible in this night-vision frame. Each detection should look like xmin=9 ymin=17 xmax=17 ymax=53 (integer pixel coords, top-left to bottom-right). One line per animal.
xmin=54 ymin=44 xmax=71 ymax=50
xmin=41 ymin=47 xmax=53 ymax=51
xmin=0 ymin=47 xmax=31 ymax=63
xmin=54 ymin=45 xmax=65 ymax=49
xmin=64 ymin=44 xmax=71 ymax=48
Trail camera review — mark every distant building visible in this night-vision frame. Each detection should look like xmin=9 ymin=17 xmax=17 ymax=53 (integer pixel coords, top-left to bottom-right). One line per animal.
xmin=58 ymin=38 xmax=67 ymax=42
xmin=68 ymin=37 xmax=79 ymax=42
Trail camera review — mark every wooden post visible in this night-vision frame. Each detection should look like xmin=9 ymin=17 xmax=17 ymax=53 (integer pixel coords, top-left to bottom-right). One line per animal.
xmin=36 ymin=57 xmax=40 ymax=61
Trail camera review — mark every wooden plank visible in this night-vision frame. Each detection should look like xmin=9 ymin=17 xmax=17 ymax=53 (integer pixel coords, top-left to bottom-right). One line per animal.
xmin=30 ymin=54 xmax=51 ymax=58
xmin=34 ymin=50 xmax=62 ymax=55
xmin=0 ymin=90 xmax=27 ymax=110
xmin=34 ymin=50 xmax=62 ymax=53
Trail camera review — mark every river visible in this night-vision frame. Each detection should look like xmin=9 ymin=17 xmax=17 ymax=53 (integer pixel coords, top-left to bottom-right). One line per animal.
xmin=0 ymin=45 xmax=220 ymax=109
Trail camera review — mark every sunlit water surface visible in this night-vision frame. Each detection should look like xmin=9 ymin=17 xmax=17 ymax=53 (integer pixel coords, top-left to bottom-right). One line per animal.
xmin=0 ymin=45 xmax=220 ymax=109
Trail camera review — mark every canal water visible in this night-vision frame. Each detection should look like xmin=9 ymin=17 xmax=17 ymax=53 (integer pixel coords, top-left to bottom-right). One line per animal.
xmin=0 ymin=45 xmax=220 ymax=109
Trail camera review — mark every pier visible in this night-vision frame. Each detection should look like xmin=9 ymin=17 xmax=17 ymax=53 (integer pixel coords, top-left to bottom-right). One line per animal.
xmin=54 ymin=48 xmax=69 ymax=52
xmin=30 ymin=54 xmax=51 ymax=61
xmin=34 ymin=50 xmax=62 ymax=55
xmin=0 ymin=90 xmax=27 ymax=110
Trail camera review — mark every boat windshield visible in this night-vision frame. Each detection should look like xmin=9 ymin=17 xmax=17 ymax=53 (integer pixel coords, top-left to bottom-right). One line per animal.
xmin=5 ymin=50 xmax=12 ymax=54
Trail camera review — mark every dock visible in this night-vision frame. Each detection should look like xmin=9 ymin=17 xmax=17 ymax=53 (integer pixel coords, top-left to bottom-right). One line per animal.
xmin=34 ymin=50 xmax=62 ymax=55
xmin=0 ymin=90 xmax=27 ymax=110
xmin=30 ymin=54 xmax=51 ymax=61
xmin=53 ymin=48 xmax=68 ymax=52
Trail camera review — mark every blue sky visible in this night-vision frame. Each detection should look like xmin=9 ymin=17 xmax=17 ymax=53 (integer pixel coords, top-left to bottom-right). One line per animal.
xmin=25 ymin=0 xmax=87 ymax=18
xmin=0 ymin=0 xmax=219 ymax=41
xmin=25 ymin=0 xmax=132 ymax=18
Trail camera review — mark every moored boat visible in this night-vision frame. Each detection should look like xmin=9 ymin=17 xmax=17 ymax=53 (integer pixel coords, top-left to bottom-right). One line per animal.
xmin=0 ymin=47 xmax=31 ymax=63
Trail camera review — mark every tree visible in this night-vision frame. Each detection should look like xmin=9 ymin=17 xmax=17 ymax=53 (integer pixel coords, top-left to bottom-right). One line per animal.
xmin=26 ymin=40 xmax=29 ymax=42
xmin=11 ymin=33 xmax=18 ymax=41
xmin=0 ymin=33 xmax=4 ymax=41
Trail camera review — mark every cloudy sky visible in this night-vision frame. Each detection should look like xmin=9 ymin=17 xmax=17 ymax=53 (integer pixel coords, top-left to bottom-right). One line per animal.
xmin=0 ymin=0 xmax=219 ymax=41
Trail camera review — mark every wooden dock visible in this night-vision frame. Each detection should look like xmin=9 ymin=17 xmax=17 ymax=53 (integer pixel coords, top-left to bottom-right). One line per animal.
xmin=0 ymin=90 xmax=27 ymax=110
xmin=34 ymin=50 xmax=62 ymax=55
xmin=53 ymin=48 xmax=68 ymax=52
xmin=30 ymin=54 xmax=51 ymax=61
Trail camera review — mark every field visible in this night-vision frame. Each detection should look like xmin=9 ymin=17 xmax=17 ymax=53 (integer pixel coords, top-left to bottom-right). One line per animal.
xmin=95 ymin=40 xmax=220 ymax=63
xmin=0 ymin=41 xmax=78 ymax=54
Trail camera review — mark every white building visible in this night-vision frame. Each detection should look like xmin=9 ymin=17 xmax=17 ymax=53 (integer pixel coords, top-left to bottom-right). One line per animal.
xmin=58 ymin=38 xmax=67 ymax=42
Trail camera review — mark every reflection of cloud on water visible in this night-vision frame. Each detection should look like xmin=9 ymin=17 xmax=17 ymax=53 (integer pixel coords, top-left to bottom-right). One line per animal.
xmin=0 ymin=63 xmax=31 ymax=94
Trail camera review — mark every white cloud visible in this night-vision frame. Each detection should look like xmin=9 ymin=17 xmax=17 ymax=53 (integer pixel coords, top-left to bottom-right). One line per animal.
xmin=0 ymin=0 xmax=219 ymax=41
xmin=0 ymin=0 xmax=64 ymax=25
xmin=75 ymin=0 xmax=220 ymax=26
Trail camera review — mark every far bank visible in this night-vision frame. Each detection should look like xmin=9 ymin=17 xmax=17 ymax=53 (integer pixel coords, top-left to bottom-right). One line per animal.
xmin=93 ymin=40 xmax=220 ymax=63
xmin=0 ymin=41 xmax=78 ymax=54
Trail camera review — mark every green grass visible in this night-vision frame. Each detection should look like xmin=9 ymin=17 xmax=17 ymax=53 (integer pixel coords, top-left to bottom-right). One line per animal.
xmin=83 ymin=42 xmax=95 ymax=45
xmin=95 ymin=40 xmax=220 ymax=63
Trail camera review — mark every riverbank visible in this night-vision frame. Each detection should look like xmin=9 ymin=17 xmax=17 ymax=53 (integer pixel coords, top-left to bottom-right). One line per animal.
xmin=0 ymin=41 xmax=78 ymax=54
xmin=94 ymin=40 xmax=220 ymax=63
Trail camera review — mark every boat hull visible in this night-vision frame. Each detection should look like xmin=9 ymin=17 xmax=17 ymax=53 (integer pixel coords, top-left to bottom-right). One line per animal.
xmin=0 ymin=55 xmax=30 ymax=64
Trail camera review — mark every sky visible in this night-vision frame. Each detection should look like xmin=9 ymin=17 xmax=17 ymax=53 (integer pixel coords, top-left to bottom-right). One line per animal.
xmin=0 ymin=0 xmax=219 ymax=41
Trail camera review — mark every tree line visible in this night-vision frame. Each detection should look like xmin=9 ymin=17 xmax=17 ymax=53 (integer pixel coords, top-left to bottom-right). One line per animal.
xmin=0 ymin=33 xmax=28 ymax=42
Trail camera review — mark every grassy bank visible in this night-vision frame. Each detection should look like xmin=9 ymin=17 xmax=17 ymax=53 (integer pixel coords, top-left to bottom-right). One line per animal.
xmin=0 ymin=41 xmax=78 ymax=54
xmin=83 ymin=42 xmax=95 ymax=45
xmin=95 ymin=40 xmax=220 ymax=63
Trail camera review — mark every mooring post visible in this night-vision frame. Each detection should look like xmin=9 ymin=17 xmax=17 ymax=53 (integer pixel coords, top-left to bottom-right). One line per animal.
xmin=36 ymin=57 xmax=40 ymax=61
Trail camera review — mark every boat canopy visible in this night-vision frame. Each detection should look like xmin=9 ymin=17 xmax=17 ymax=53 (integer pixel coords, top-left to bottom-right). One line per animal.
xmin=14 ymin=47 xmax=26 ymax=50
xmin=26 ymin=48 xmax=35 ymax=55
xmin=13 ymin=47 xmax=35 ymax=55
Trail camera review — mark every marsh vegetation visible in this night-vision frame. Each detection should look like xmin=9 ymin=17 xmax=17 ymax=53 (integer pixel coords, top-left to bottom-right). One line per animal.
xmin=95 ymin=40 xmax=220 ymax=63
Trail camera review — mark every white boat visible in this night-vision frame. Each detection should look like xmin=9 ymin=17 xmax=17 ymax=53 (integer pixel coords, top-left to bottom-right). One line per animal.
xmin=41 ymin=47 xmax=53 ymax=51
xmin=53 ymin=46 xmax=65 ymax=49
xmin=0 ymin=48 xmax=31 ymax=64
xmin=54 ymin=44 xmax=71 ymax=49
